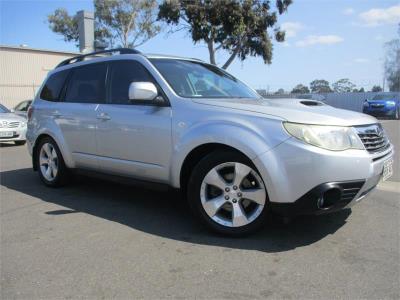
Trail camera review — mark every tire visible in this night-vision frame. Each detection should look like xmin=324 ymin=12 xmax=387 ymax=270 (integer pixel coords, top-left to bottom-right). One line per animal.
xmin=187 ymin=150 xmax=269 ymax=236
xmin=14 ymin=141 xmax=26 ymax=146
xmin=35 ymin=137 xmax=69 ymax=187
xmin=395 ymin=109 xmax=400 ymax=120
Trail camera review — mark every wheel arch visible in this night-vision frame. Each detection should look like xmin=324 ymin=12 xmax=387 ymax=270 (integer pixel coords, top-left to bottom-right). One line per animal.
xmin=32 ymin=131 xmax=73 ymax=171
xmin=170 ymin=122 xmax=273 ymax=189
xmin=179 ymin=143 xmax=252 ymax=192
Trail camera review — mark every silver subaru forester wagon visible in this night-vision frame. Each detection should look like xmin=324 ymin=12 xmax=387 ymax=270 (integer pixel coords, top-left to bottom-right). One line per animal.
xmin=27 ymin=48 xmax=394 ymax=236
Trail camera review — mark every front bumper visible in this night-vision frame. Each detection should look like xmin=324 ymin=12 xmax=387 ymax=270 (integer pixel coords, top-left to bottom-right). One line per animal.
xmin=269 ymin=178 xmax=380 ymax=216
xmin=253 ymin=137 xmax=394 ymax=216
xmin=363 ymin=107 xmax=397 ymax=117
xmin=0 ymin=128 xmax=27 ymax=142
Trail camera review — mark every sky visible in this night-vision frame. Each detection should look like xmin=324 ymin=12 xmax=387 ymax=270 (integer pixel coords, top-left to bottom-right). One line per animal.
xmin=1 ymin=0 xmax=399 ymax=92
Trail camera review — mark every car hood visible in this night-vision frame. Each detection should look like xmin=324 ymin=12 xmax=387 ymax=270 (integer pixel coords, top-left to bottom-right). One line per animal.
xmin=193 ymin=98 xmax=377 ymax=126
xmin=0 ymin=113 xmax=26 ymax=122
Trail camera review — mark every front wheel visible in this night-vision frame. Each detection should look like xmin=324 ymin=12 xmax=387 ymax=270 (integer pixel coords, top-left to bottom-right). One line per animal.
xmin=395 ymin=108 xmax=399 ymax=120
xmin=187 ymin=151 xmax=269 ymax=236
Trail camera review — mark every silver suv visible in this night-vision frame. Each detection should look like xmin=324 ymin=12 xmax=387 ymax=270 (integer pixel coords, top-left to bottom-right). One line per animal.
xmin=27 ymin=48 xmax=394 ymax=236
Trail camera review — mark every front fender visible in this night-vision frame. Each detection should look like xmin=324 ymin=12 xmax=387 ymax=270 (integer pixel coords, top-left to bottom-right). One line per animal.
xmin=169 ymin=119 xmax=288 ymax=188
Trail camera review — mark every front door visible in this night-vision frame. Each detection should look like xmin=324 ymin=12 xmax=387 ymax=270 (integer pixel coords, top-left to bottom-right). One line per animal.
xmin=96 ymin=60 xmax=172 ymax=183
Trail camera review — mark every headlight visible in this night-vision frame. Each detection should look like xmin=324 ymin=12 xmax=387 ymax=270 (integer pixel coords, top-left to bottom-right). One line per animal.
xmin=283 ymin=122 xmax=364 ymax=151
xmin=20 ymin=122 xmax=26 ymax=127
xmin=386 ymin=101 xmax=396 ymax=107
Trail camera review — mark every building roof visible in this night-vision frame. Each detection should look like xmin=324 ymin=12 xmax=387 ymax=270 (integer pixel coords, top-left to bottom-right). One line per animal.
xmin=0 ymin=45 xmax=79 ymax=56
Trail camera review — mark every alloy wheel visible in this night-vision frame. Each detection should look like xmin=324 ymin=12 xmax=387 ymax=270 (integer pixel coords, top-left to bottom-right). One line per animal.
xmin=200 ymin=162 xmax=266 ymax=227
xmin=39 ymin=142 xmax=59 ymax=181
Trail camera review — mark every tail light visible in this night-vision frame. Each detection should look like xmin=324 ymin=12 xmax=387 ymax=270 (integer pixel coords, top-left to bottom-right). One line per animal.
xmin=27 ymin=106 xmax=34 ymax=121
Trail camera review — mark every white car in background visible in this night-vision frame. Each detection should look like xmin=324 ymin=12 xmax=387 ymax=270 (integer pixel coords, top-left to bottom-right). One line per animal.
xmin=12 ymin=100 xmax=32 ymax=118
xmin=0 ymin=103 xmax=27 ymax=145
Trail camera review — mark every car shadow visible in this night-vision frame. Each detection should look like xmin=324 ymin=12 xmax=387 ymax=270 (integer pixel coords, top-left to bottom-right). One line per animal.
xmin=1 ymin=168 xmax=352 ymax=253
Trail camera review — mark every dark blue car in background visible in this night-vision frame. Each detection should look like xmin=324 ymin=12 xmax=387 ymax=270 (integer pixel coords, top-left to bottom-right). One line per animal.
xmin=363 ymin=93 xmax=400 ymax=120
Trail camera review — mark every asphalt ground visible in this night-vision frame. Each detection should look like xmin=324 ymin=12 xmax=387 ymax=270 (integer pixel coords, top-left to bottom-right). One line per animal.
xmin=1 ymin=120 xmax=399 ymax=299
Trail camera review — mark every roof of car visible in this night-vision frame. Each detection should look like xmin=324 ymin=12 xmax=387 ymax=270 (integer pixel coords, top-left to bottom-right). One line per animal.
xmin=52 ymin=50 xmax=205 ymax=74
xmin=144 ymin=53 xmax=204 ymax=62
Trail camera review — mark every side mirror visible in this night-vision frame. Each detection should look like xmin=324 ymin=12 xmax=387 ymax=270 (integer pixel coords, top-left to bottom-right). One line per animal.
xmin=128 ymin=82 xmax=158 ymax=102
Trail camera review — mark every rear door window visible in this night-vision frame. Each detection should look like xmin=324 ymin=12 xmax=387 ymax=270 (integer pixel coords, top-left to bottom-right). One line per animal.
xmin=64 ymin=63 xmax=107 ymax=103
xmin=40 ymin=70 xmax=69 ymax=101
xmin=109 ymin=60 xmax=153 ymax=104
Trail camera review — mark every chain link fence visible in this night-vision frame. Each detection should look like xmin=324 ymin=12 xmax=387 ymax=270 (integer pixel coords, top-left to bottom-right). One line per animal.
xmin=256 ymin=91 xmax=400 ymax=113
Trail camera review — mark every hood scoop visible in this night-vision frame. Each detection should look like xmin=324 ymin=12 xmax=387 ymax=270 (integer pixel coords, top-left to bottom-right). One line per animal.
xmin=300 ymin=100 xmax=324 ymax=106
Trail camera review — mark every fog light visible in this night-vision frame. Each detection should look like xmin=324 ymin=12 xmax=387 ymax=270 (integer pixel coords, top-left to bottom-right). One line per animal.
xmin=318 ymin=188 xmax=342 ymax=209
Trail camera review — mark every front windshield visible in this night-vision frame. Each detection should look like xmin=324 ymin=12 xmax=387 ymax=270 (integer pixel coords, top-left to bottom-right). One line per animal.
xmin=0 ymin=104 xmax=10 ymax=113
xmin=150 ymin=59 xmax=260 ymax=99
xmin=372 ymin=94 xmax=396 ymax=100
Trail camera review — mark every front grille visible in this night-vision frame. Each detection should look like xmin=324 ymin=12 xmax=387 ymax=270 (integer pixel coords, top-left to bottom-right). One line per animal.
xmin=355 ymin=124 xmax=390 ymax=153
xmin=7 ymin=122 xmax=20 ymax=128
xmin=339 ymin=181 xmax=365 ymax=203
xmin=371 ymin=104 xmax=384 ymax=108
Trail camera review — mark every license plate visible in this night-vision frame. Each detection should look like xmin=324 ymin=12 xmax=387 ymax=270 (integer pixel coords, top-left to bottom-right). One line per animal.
xmin=0 ymin=131 xmax=13 ymax=138
xmin=382 ymin=158 xmax=394 ymax=181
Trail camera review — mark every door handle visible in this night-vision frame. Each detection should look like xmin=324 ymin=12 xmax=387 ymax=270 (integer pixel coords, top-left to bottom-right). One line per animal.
xmin=97 ymin=112 xmax=111 ymax=121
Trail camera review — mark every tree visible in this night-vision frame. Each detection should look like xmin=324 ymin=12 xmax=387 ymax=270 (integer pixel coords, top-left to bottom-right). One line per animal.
xmin=371 ymin=85 xmax=383 ymax=92
xmin=274 ymin=88 xmax=285 ymax=95
xmin=48 ymin=0 xmax=160 ymax=49
xmin=332 ymin=78 xmax=356 ymax=93
xmin=158 ymin=0 xmax=293 ymax=69
xmin=310 ymin=79 xmax=332 ymax=93
xmin=384 ymin=24 xmax=400 ymax=92
xmin=358 ymin=87 xmax=365 ymax=92
xmin=291 ymin=84 xmax=310 ymax=94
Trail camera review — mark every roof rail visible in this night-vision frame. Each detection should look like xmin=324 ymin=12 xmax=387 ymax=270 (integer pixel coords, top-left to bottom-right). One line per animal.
xmin=56 ymin=48 xmax=141 ymax=68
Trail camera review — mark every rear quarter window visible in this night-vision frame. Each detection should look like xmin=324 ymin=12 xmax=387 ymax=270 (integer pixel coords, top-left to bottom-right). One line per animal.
xmin=40 ymin=70 xmax=69 ymax=101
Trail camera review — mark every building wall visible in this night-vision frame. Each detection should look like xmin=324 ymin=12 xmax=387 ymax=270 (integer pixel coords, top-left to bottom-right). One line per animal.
xmin=0 ymin=46 xmax=78 ymax=108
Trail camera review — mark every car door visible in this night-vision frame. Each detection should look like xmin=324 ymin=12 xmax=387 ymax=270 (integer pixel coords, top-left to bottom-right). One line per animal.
xmin=95 ymin=60 xmax=172 ymax=183
xmin=55 ymin=62 xmax=107 ymax=170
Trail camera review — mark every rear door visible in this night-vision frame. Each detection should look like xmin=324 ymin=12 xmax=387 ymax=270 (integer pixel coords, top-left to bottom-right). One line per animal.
xmin=56 ymin=63 xmax=107 ymax=170
xmin=95 ymin=60 xmax=172 ymax=183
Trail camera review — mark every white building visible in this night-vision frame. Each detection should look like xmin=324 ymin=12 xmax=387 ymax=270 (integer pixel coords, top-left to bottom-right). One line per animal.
xmin=0 ymin=45 xmax=78 ymax=109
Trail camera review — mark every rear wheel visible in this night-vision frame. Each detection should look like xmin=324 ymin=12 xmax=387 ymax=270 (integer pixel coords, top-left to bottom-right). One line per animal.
xmin=36 ymin=137 xmax=69 ymax=187
xmin=187 ymin=151 xmax=269 ymax=236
